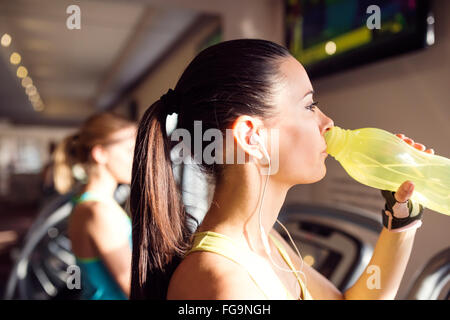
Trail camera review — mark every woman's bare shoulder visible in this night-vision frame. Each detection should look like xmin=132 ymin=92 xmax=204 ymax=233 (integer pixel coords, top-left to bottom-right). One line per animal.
xmin=167 ymin=251 xmax=266 ymax=300
xmin=71 ymin=201 xmax=117 ymax=223
xmin=69 ymin=202 xmax=96 ymax=225
xmin=69 ymin=201 xmax=114 ymax=236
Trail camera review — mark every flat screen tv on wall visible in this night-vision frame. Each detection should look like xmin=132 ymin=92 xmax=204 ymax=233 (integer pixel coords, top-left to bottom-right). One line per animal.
xmin=285 ymin=0 xmax=433 ymax=79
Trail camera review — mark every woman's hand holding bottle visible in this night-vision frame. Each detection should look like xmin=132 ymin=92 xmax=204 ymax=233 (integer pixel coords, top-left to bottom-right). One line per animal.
xmin=380 ymin=133 xmax=434 ymax=232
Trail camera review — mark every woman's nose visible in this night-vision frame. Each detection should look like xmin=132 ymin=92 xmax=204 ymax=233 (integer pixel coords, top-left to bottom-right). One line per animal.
xmin=321 ymin=115 xmax=334 ymax=135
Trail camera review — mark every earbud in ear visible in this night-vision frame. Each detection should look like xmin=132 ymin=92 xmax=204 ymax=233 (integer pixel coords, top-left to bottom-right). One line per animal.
xmin=250 ymin=133 xmax=263 ymax=160
xmin=250 ymin=133 xmax=270 ymax=162
xmin=250 ymin=133 xmax=260 ymax=145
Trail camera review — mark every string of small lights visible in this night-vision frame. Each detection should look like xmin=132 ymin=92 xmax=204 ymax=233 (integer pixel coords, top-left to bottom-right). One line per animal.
xmin=1 ymin=33 xmax=45 ymax=112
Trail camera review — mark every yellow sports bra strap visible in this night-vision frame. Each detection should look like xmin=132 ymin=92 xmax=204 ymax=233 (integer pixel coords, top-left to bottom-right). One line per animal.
xmin=188 ymin=231 xmax=291 ymax=300
xmin=268 ymin=234 xmax=310 ymax=299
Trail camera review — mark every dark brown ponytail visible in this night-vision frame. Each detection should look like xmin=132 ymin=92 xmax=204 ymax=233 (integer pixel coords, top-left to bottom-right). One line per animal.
xmin=130 ymin=101 xmax=191 ymax=299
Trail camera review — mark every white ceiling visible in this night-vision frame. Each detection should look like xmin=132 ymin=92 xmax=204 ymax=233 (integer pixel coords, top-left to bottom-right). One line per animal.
xmin=0 ymin=0 xmax=199 ymax=125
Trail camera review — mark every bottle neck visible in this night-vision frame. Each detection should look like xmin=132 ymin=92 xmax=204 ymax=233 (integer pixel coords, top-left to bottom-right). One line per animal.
xmin=324 ymin=126 xmax=350 ymax=160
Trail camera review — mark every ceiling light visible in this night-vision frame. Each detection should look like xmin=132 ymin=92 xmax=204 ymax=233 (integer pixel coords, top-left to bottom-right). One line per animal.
xmin=1 ymin=33 xmax=12 ymax=47
xmin=33 ymin=104 xmax=44 ymax=112
xmin=21 ymin=77 xmax=33 ymax=88
xmin=17 ymin=66 xmax=28 ymax=78
xmin=10 ymin=52 xmax=21 ymax=65
xmin=26 ymin=85 xmax=37 ymax=96
xmin=32 ymin=99 xmax=45 ymax=112
xmin=29 ymin=93 xmax=40 ymax=102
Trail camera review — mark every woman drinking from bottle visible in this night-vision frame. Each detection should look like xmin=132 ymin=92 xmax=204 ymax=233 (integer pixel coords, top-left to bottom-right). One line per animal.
xmin=130 ymin=39 xmax=434 ymax=300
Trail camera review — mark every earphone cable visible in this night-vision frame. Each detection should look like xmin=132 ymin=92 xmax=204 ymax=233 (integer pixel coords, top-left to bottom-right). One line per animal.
xmin=256 ymin=151 xmax=308 ymax=290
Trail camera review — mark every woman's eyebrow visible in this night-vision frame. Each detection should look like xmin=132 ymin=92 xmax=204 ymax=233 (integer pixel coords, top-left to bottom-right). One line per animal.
xmin=303 ymin=89 xmax=314 ymax=98
xmin=299 ymin=89 xmax=314 ymax=102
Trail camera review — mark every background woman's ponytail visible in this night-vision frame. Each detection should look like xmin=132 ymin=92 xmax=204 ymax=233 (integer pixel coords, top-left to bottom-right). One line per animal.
xmin=52 ymin=112 xmax=135 ymax=195
xmin=53 ymin=133 xmax=81 ymax=194
xmin=130 ymin=101 xmax=191 ymax=299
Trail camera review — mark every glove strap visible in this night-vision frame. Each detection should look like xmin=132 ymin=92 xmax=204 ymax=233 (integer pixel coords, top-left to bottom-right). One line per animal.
xmin=381 ymin=190 xmax=424 ymax=232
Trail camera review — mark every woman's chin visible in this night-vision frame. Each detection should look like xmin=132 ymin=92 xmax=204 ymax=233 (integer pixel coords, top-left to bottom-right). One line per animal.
xmin=320 ymin=164 xmax=327 ymax=179
xmin=290 ymin=170 xmax=327 ymax=185
xmin=311 ymin=166 xmax=327 ymax=183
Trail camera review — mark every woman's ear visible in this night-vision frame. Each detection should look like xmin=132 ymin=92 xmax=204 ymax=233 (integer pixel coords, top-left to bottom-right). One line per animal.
xmin=232 ymin=115 xmax=264 ymax=160
xmin=91 ymin=145 xmax=109 ymax=165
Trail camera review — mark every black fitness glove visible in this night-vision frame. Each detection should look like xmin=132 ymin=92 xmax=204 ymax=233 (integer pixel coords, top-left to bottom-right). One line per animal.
xmin=380 ymin=181 xmax=424 ymax=232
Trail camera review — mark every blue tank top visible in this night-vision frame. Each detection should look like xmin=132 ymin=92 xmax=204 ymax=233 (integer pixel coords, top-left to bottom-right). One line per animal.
xmin=70 ymin=191 xmax=132 ymax=300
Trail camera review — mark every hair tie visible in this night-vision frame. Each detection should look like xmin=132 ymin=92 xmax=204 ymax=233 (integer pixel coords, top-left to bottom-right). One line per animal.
xmin=160 ymin=88 xmax=181 ymax=115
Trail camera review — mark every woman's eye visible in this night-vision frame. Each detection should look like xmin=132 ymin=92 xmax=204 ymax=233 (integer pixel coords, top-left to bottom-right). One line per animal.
xmin=305 ymin=101 xmax=318 ymax=112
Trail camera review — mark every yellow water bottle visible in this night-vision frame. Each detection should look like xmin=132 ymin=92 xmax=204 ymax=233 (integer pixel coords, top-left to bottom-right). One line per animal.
xmin=324 ymin=126 xmax=450 ymax=216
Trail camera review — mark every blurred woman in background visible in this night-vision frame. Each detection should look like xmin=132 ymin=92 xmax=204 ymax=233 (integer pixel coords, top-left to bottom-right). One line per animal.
xmin=53 ymin=112 xmax=136 ymax=299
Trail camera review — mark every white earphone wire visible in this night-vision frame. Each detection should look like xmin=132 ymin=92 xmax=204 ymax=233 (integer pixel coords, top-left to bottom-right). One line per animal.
xmin=254 ymin=135 xmax=308 ymax=289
